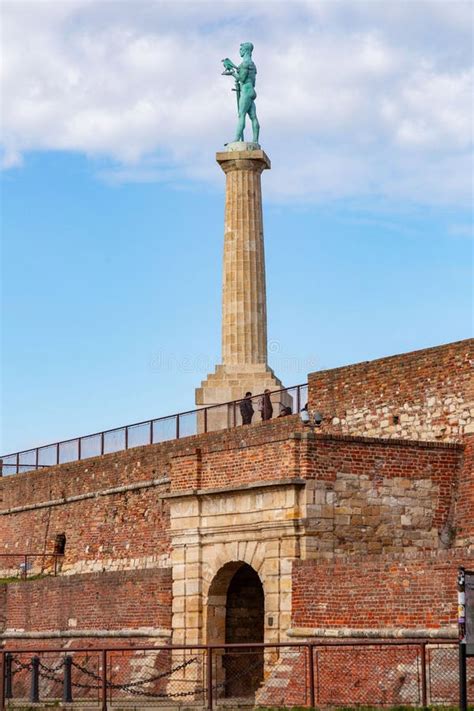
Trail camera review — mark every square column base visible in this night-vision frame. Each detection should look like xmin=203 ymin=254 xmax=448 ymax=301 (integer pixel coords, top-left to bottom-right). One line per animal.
xmin=196 ymin=364 xmax=291 ymax=431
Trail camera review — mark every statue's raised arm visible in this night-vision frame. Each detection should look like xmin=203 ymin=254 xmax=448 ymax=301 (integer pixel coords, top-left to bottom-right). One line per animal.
xmin=221 ymin=42 xmax=260 ymax=145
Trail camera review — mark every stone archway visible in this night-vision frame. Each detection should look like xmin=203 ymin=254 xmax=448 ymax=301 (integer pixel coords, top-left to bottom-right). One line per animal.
xmin=207 ymin=561 xmax=264 ymax=698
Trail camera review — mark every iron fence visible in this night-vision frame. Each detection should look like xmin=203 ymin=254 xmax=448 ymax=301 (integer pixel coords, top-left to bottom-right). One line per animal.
xmin=0 ymin=553 xmax=64 ymax=580
xmin=0 ymin=639 xmax=471 ymax=709
xmin=0 ymin=383 xmax=308 ymax=477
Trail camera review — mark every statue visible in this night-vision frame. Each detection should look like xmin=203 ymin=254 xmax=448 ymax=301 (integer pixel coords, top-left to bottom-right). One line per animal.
xmin=221 ymin=42 xmax=260 ymax=144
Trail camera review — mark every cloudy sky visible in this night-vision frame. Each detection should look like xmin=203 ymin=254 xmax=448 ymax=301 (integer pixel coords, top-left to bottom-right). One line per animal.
xmin=1 ymin=0 xmax=473 ymax=454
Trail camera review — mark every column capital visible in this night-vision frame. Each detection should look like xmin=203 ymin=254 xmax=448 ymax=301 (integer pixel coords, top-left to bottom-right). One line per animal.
xmin=216 ymin=149 xmax=271 ymax=174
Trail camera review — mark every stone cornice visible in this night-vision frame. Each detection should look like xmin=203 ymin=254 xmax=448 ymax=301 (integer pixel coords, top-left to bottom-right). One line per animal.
xmin=163 ymin=477 xmax=306 ymax=499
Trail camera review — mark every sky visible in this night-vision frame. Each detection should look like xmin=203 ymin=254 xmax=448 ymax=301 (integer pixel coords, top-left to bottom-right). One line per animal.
xmin=1 ymin=0 xmax=473 ymax=455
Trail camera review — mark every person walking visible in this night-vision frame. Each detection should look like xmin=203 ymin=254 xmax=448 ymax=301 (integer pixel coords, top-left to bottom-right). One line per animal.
xmin=259 ymin=389 xmax=273 ymax=421
xmin=239 ymin=391 xmax=254 ymax=425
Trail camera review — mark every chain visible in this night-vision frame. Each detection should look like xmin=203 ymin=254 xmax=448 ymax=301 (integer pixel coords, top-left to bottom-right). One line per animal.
xmin=70 ymin=654 xmax=198 ymax=692
xmin=11 ymin=657 xmax=32 ymax=675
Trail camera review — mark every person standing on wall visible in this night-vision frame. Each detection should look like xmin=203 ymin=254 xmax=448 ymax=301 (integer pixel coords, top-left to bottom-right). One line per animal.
xmin=259 ymin=389 xmax=273 ymax=421
xmin=239 ymin=391 xmax=254 ymax=425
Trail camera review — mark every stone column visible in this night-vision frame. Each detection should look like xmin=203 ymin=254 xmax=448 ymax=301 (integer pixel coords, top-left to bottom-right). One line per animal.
xmin=220 ymin=148 xmax=269 ymax=366
xmin=196 ymin=143 xmax=285 ymax=418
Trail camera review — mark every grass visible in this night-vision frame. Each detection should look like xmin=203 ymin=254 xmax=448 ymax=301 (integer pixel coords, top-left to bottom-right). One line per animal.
xmin=0 ymin=574 xmax=47 ymax=584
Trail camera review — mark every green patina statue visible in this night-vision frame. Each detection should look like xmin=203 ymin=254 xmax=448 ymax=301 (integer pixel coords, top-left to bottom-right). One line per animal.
xmin=222 ymin=42 xmax=260 ymax=144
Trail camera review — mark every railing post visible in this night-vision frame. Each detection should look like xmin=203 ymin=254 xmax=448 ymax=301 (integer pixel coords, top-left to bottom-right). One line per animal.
xmin=63 ymin=655 xmax=73 ymax=703
xmin=100 ymin=432 xmax=105 ymax=456
xmin=56 ymin=443 xmax=60 ymax=465
xmin=149 ymin=420 xmax=153 ymax=445
xmin=78 ymin=437 xmax=82 ymax=461
xmin=0 ymin=651 xmax=5 ymax=710
xmin=204 ymin=407 xmax=208 ymax=433
xmin=176 ymin=415 xmax=180 ymax=440
xmin=30 ymin=656 xmax=39 ymax=703
xmin=297 ymin=385 xmax=301 ymax=413
xmin=232 ymin=402 xmax=237 ymax=427
xmin=308 ymin=644 xmax=315 ymax=708
xmin=35 ymin=448 xmax=39 ymax=471
xmin=206 ymin=647 xmax=213 ymax=711
xmin=420 ymin=642 xmax=427 ymax=707
xmin=101 ymin=649 xmax=107 ymax=711
xmin=5 ymin=653 xmax=12 ymax=699
xmin=124 ymin=426 xmax=129 ymax=450
xmin=459 ymin=642 xmax=467 ymax=711
xmin=16 ymin=452 xmax=19 ymax=475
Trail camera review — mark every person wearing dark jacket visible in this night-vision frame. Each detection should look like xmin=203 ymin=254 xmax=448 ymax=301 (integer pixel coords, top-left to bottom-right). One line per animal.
xmin=259 ymin=389 xmax=273 ymax=421
xmin=239 ymin=391 xmax=254 ymax=425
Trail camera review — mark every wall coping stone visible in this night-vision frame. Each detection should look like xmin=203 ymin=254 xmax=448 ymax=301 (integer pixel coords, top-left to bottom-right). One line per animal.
xmin=1 ymin=628 xmax=171 ymax=640
xmin=162 ymin=477 xmax=306 ymax=499
xmin=287 ymin=626 xmax=457 ymax=639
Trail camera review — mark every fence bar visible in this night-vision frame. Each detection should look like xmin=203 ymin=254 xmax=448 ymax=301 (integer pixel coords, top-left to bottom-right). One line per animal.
xmin=149 ymin=420 xmax=153 ymax=445
xmin=16 ymin=452 xmax=19 ymax=475
xmin=176 ymin=415 xmax=180 ymax=440
xmin=63 ymin=655 xmax=73 ymax=703
xmin=307 ymin=644 xmax=315 ymax=708
xmin=125 ymin=426 xmax=129 ymax=450
xmin=101 ymin=649 xmax=107 ymax=711
xmin=297 ymin=384 xmax=301 ymax=413
xmin=56 ymin=443 xmax=60 ymax=465
xmin=78 ymin=437 xmax=82 ymax=460
xmin=204 ymin=407 xmax=208 ymax=433
xmin=0 ymin=652 xmax=5 ymax=711
xmin=459 ymin=642 xmax=468 ymax=711
xmin=420 ymin=641 xmax=427 ymax=706
xmin=100 ymin=432 xmax=105 ymax=456
xmin=30 ymin=655 xmax=40 ymax=703
xmin=4 ymin=654 xmax=12 ymax=700
xmin=206 ymin=646 xmax=213 ymax=711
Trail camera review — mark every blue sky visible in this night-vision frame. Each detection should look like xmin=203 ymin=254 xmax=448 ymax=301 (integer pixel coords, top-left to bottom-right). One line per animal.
xmin=1 ymin=1 xmax=473 ymax=454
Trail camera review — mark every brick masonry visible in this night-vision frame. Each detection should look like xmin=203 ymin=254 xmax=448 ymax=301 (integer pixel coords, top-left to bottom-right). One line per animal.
xmin=308 ymin=339 xmax=473 ymax=442
xmin=0 ymin=339 xmax=472 ymax=667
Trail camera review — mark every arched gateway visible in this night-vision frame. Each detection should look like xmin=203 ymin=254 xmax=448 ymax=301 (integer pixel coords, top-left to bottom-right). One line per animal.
xmin=207 ymin=561 xmax=264 ymax=698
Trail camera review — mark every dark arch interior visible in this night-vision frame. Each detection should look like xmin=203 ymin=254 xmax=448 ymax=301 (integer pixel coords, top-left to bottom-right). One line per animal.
xmin=224 ymin=563 xmax=264 ymax=697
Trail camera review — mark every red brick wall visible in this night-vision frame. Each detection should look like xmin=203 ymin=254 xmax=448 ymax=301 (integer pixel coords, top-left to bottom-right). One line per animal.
xmin=308 ymin=339 xmax=473 ymax=442
xmin=292 ymin=549 xmax=474 ymax=630
xmin=1 ymin=568 xmax=171 ymax=636
xmin=0 ymin=418 xmax=302 ymax=566
xmin=455 ymin=435 xmax=474 ymax=545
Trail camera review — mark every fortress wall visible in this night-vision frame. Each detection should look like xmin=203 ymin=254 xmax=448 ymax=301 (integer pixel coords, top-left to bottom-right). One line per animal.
xmin=0 ymin=427 xmax=463 ymax=573
xmin=308 ymin=339 xmax=473 ymax=442
xmin=291 ymin=548 xmax=474 ymax=634
xmin=300 ymin=437 xmax=462 ymax=558
xmin=455 ymin=435 xmax=474 ymax=545
xmin=0 ymin=568 xmax=172 ymax=641
xmin=0 ymin=417 xmax=302 ymax=572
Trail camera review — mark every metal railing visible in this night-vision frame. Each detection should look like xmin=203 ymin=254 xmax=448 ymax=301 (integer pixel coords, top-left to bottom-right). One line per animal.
xmin=0 ymin=383 xmax=307 ymax=476
xmin=0 ymin=639 xmax=469 ymax=709
xmin=0 ymin=553 xmax=64 ymax=580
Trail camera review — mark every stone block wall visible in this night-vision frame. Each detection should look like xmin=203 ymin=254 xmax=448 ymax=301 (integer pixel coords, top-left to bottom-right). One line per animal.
xmin=308 ymin=339 xmax=473 ymax=442
xmin=299 ymin=436 xmax=462 ymax=558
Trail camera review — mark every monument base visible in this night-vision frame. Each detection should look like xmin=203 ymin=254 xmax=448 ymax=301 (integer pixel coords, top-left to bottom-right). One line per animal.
xmin=196 ymin=364 xmax=290 ymax=431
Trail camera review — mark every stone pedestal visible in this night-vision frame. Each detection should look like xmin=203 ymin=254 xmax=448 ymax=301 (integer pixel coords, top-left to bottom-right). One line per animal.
xmin=196 ymin=144 xmax=285 ymax=420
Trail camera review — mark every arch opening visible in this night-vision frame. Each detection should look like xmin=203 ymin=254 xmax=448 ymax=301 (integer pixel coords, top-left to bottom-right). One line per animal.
xmin=207 ymin=561 xmax=264 ymax=699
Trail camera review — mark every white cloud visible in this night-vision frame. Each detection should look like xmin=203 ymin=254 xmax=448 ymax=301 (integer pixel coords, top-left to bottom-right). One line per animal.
xmin=1 ymin=0 xmax=472 ymax=205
